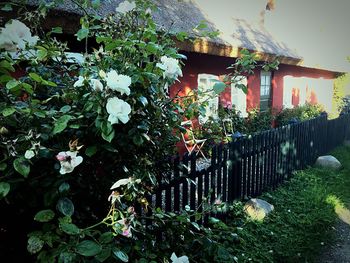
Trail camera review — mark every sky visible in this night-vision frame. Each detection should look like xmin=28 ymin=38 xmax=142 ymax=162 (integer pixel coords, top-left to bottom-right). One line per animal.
xmin=264 ymin=0 xmax=350 ymax=72
xmin=196 ymin=0 xmax=350 ymax=72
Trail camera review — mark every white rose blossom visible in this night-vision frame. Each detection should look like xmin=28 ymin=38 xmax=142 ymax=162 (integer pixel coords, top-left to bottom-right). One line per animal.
xmin=73 ymin=76 xmax=85 ymax=87
xmin=110 ymin=178 xmax=131 ymax=190
xmin=170 ymin=253 xmax=189 ymax=263
xmin=0 ymin=20 xmax=38 ymax=51
xmin=115 ymin=1 xmax=136 ymax=14
xmin=106 ymin=70 xmax=132 ymax=95
xmin=24 ymin=150 xmax=35 ymax=159
xmin=56 ymin=151 xmax=83 ymax=175
xmin=106 ymin=97 xmax=132 ymax=124
xmin=156 ymin=56 xmax=183 ymax=80
xmin=90 ymin=79 xmax=104 ymax=91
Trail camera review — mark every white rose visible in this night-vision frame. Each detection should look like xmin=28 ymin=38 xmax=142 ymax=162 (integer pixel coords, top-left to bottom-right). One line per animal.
xmin=170 ymin=253 xmax=189 ymax=263
xmin=24 ymin=150 xmax=35 ymax=159
xmin=73 ymin=76 xmax=85 ymax=87
xmin=90 ymin=79 xmax=104 ymax=91
xmin=56 ymin=151 xmax=83 ymax=175
xmin=0 ymin=20 xmax=38 ymax=51
xmin=110 ymin=178 xmax=131 ymax=189
xmin=156 ymin=56 xmax=182 ymax=80
xmin=106 ymin=70 xmax=131 ymax=96
xmin=115 ymin=1 xmax=136 ymax=14
xmin=106 ymin=97 xmax=131 ymax=124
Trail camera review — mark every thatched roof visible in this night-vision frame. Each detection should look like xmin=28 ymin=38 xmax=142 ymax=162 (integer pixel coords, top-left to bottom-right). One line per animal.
xmin=12 ymin=0 xmax=302 ymax=64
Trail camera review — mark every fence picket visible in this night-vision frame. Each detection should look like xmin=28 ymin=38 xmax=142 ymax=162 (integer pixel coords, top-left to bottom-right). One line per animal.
xmin=151 ymin=114 xmax=349 ymax=222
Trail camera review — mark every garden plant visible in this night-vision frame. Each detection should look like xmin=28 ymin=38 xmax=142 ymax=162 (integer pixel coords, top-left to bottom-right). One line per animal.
xmin=0 ymin=0 xmax=278 ymax=262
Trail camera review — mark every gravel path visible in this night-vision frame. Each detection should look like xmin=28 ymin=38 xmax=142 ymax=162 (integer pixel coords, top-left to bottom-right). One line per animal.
xmin=319 ymin=206 xmax=350 ymax=263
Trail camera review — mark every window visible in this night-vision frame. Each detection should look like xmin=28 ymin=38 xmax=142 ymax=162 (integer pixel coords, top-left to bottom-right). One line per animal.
xmin=231 ymin=76 xmax=248 ymax=117
xmin=260 ymin=71 xmax=272 ymax=111
xmin=197 ymin=74 xmax=219 ymax=124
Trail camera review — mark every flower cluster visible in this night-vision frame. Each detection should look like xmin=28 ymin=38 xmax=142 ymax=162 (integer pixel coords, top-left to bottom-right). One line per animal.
xmin=0 ymin=20 xmax=38 ymax=52
xmin=73 ymin=67 xmax=132 ymax=125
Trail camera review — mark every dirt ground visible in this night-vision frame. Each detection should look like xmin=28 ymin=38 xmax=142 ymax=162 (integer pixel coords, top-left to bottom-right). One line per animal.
xmin=319 ymin=206 xmax=350 ymax=263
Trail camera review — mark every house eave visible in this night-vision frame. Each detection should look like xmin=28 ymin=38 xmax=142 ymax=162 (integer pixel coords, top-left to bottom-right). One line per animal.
xmin=175 ymin=38 xmax=302 ymax=66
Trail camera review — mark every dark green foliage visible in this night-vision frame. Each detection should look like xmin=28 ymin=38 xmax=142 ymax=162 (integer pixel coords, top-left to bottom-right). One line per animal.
xmin=275 ymin=103 xmax=324 ymax=127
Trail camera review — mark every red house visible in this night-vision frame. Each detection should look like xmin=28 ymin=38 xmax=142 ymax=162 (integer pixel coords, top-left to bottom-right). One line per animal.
xmin=6 ymin=0 xmax=346 ymax=117
xmin=158 ymin=0 xmax=345 ymax=119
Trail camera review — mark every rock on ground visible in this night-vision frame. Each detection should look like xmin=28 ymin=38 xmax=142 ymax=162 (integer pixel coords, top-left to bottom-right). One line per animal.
xmin=315 ymin=155 xmax=342 ymax=170
xmin=244 ymin=198 xmax=274 ymax=221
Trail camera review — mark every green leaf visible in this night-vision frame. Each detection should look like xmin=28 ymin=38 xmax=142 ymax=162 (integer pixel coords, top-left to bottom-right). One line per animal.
xmin=76 ymin=28 xmax=89 ymax=41
xmin=51 ymin=27 xmax=63 ymax=34
xmin=37 ymin=49 xmax=48 ymax=60
xmin=59 ymin=182 xmax=70 ymax=193
xmin=0 ymin=163 xmax=7 ymax=171
xmin=76 ymin=240 xmax=102 ymax=257
xmin=191 ymin=222 xmax=200 ymax=231
xmin=95 ymin=248 xmax=111 ymax=262
xmin=60 ymin=105 xmax=71 ymax=113
xmin=0 ymin=182 xmax=10 ymax=199
xmin=53 ymin=115 xmax=72 ymax=134
xmin=34 ymin=111 xmax=46 ymax=118
xmin=2 ymin=107 xmax=16 ymax=117
xmin=34 ymin=209 xmax=55 ymax=222
xmin=57 ymin=197 xmax=74 ymax=216
xmin=132 ymin=134 xmax=144 ymax=146
xmin=1 ymin=4 xmax=13 ymax=11
xmin=13 ymin=157 xmax=30 ymax=177
xmin=102 ymin=130 xmax=115 ymax=143
xmin=209 ymin=217 xmax=221 ymax=224
xmin=91 ymin=0 xmax=101 ymax=9
xmin=113 ymin=250 xmax=129 ymax=262
xmin=27 ymin=236 xmax=44 ymax=254
xmin=0 ymin=60 xmax=15 ymax=72
xmin=99 ymin=232 xmax=113 ymax=244
xmin=101 ymin=121 xmax=113 ymax=135
xmin=60 ymin=222 xmax=80 ymax=235
xmin=6 ymin=79 xmax=20 ymax=90
xmin=59 ymin=252 xmax=76 ymax=263
xmin=139 ymin=96 xmax=148 ymax=106
xmin=22 ymin=83 xmax=33 ymax=94
xmin=29 ymin=72 xmax=42 ymax=82
xmin=42 ymin=79 xmax=57 ymax=87
xmin=85 ymin=146 xmax=97 ymax=157
xmin=236 ymin=83 xmax=248 ymax=94
xmin=146 ymin=43 xmax=160 ymax=54
xmin=213 ymin=81 xmax=226 ymax=94
xmin=0 ymin=75 xmax=12 ymax=84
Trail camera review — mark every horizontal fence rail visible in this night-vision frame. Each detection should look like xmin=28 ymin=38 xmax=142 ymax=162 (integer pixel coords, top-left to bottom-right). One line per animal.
xmin=150 ymin=113 xmax=350 ymax=223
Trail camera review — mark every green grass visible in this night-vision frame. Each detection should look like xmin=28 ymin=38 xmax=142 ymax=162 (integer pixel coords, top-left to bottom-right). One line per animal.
xmin=226 ymin=145 xmax=350 ymax=263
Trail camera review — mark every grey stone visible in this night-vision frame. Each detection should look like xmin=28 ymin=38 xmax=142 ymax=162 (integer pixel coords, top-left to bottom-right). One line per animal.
xmin=244 ymin=198 xmax=274 ymax=221
xmin=315 ymin=155 xmax=341 ymax=170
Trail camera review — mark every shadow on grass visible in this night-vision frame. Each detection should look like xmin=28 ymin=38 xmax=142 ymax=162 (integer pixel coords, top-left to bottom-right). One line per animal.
xmin=224 ymin=146 xmax=350 ymax=263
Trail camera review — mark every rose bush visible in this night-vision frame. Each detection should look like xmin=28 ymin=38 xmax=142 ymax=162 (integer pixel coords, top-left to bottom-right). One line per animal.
xmin=0 ymin=1 xmax=279 ymax=262
xmin=0 ymin=0 xmax=240 ymax=262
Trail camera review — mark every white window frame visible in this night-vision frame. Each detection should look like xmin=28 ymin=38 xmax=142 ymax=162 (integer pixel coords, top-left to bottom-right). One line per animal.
xmin=197 ymin=74 xmax=219 ymax=124
xmin=260 ymin=71 xmax=272 ymax=111
xmin=231 ymin=76 xmax=248 ymax=117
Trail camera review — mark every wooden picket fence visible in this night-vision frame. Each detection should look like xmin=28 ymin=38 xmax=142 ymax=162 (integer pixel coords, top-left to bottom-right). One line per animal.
xmin=151 ymin=113 xmax=350 ymax=222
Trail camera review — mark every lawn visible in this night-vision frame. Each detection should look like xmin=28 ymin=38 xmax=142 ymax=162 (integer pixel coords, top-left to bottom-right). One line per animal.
xmin=223 ymin=145 xmax=350 ymax=263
